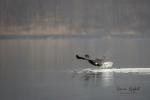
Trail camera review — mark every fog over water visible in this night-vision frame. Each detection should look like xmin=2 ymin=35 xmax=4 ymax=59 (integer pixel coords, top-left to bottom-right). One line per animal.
xmin=0 ymin=37 xmax=150 ymax=100
xmin=0 ymin=38 xmax=150 ymax=70
xmin=0 ymin=0 xmax=150 ymax=100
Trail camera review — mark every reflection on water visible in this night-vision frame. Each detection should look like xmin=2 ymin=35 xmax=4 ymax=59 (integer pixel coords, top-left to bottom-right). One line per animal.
xmin=73 ymin=67 xmax=150 ymax=87
xmin=73 ymin=71 xmax=114 ymax=87
xmin=72 ymin=68 xmax=150 ymax=89
xmin=101 ymin=72 xmax=114 ymax=87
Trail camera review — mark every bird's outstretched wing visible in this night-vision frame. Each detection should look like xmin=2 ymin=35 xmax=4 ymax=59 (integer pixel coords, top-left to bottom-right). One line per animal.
xmin=76 ymin=54 xmax=85 ymax=60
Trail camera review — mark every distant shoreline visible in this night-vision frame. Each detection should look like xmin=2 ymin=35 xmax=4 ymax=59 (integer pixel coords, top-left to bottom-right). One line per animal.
xmin=0 ymin=34 xmax=150 ymax=40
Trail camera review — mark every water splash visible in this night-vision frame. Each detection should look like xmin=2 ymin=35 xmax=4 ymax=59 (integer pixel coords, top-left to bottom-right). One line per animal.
xmin=74 ymin=68 xmax=150 ymax=75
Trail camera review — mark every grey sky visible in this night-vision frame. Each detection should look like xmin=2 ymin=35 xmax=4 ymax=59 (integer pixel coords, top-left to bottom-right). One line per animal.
xmin=0 ymin=0 xmax=150 ymax=35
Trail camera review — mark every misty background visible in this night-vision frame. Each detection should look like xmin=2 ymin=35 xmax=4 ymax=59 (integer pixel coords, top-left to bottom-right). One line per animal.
xmin=1 ymin=0 xmax=150 ymax=100
xmin=0 ymin=0 xmax=150 ymax=70
xmin=0 ymin=0 xmax=150 ymax=35
xmin=0 ymin=0 xmax=150 ymax=69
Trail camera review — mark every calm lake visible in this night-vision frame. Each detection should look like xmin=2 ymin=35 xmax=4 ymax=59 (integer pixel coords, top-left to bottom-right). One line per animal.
xmin=0 ymin=37 xmax=150 ymax=100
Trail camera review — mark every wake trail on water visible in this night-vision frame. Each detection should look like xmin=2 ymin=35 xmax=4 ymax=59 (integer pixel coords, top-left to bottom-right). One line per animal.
xmin=73 ymin=68 xmax=150 ymax=75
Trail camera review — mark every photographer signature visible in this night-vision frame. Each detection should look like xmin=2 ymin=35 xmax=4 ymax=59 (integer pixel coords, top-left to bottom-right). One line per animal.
xmin=116 ymin=86 xmax=141 ymax=94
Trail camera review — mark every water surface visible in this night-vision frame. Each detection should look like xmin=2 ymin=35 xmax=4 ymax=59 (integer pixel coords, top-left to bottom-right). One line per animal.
xmin=0 ymin=37 xmax=150 ymax=100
